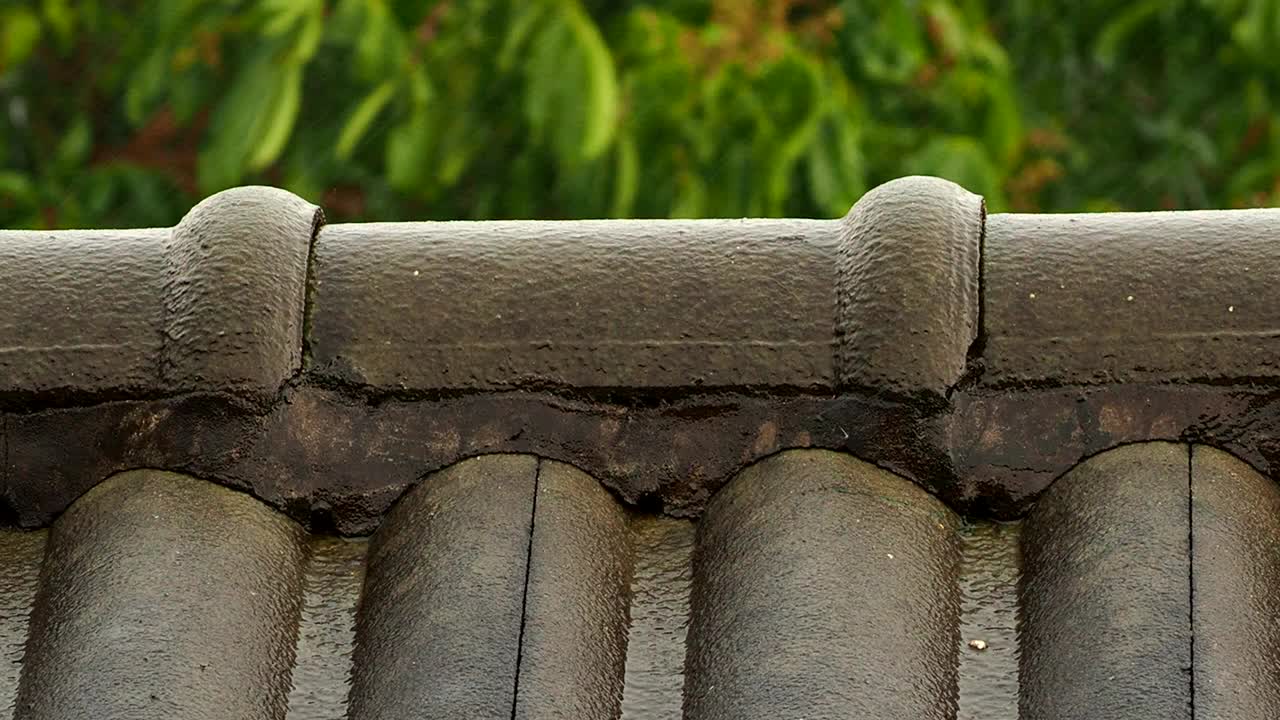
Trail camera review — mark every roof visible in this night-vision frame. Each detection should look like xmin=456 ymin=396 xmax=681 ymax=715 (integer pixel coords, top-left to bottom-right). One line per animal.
xmin=1 ymin=176 xmax=1278 ymax=718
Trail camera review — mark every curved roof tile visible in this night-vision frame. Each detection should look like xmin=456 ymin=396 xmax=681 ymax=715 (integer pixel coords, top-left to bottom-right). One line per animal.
xmin=2 ymin=178 xmax=1280 ymax=717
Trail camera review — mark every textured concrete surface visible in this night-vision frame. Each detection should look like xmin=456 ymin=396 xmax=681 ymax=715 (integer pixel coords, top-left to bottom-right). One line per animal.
xmin=307 ymin=176 xmax=986 ymax=398
xmin=514 ymin=460 xmax=632 ymax=720
xmin=1191 ymin=445 xmax=1280 ymax=718
xmin=0 ymin=186 xmax=318 ymax=407
xmin=837 ymin=175 xmax=983 ymax=400
xmin=164 ymin=185 xmax=321 ymax=398
xmin=13 ymin=470 xmax=307 ymax=720
xmin=0 ymin=228 xmax=167 ymax=401
xmin=11 ymin=179 xmax=1280 ymax=531
xmin=684 ymin=449 xmax=962 ymax=720
xmin=985 ymin=209 xmax=1280 ymax=386
xmin=346 ymin=454 xmax=536 ymax=720
xmin=309 ymin=218 xmax=839 ymax=390
xmin=1019 ymin=443 xmax=1191 ymax=720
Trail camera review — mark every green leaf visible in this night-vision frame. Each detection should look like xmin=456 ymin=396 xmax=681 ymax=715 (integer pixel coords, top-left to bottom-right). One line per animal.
xmin=199 ymin=50 xmax=280 ymax=192
xmin=407 ymin=65 xmax=432 ymax=109
xmin=670 ymin=172 xmax=707 ymax=218
xmin=858 ymin=2 xmax=926 ymax=83
xmin=0 ymin=171 xmax=36 ymax=204
xmin=262 ymin=0 xmax=306 ymax=36
xmin=904 ymin=135 xmax=1005 ymax=209
xmin=610 ymin=132 xmax=639 ymax=217
xmin=925 ymin=0 xmax=970 ymax=59
xmin=125 ymin=49 xmax=170 ymax=125
xmin=499 ymin=3 xmax=548 ymax=70
xmin=1231 ymin=0 xmax=1269 ymax=57
xmin=438 ymin=122 xmax=476 ymax=187
xmin=807 ymin=114 xmax=865 ymax=216
xmin=336 ymin=80 xmax=397 ymax=160
xmin=170 ymin=64 xmax=213 ymax=124
xmin=291 ymin=4 xmax=325 ymax=63
xmin=41 ymin=0 xmax=75 ymax=47
xmin=563 ymin=1 xmax=619 ymax=159
xmin=524 ymin=16 xmax=570 ymax=141
xmin=386 ymin=111 xmax=433 ymax=191
xmin=248 ymin=64 xmax=303 ymax=171
xmin=1225 ymin=155 xmax=1273 ymax=201
xmin=1094 ymin=0 xmax=1165 ymax=69
xmin=761 ymin=55 xmax=825 ymax=214
xmin=55 ymin=116 xmax=92 ymax=174
xmin=355 ymin=0 xmax=405 ymax=80
xmin=984 ymin=84 xmax=1022 ymax=170
xmin=1 ymin=8 xmax=42 ymax=67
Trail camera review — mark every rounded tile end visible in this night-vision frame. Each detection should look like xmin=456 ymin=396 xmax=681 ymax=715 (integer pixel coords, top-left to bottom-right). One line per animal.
xmin=837 ymin=176 xmax=984 ymax=400
xmin=165 ymin=186 xmax=323 ymax=397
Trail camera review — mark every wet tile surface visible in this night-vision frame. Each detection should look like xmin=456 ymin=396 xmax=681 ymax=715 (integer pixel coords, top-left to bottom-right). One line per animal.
xmin=956 ymin=521 xmax=1021 ymax=720
xmin=620 ymin=516 xmax=696 ymax=720
xmin=0 ymin=531 xmax=44 ymax=719
xmin=285 ymin=537 xmax=368 ymax=720
xmin=0 ymin=443 xmax=1274 ymax=719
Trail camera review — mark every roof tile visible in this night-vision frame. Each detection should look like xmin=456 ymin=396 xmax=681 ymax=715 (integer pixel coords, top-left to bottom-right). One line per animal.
xmin=4 ymin=177 xmax=1280 ymax=717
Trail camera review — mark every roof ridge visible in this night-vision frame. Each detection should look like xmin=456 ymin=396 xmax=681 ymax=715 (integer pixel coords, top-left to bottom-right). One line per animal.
xmin=3 ymin=177 xmax=1280 ymax=531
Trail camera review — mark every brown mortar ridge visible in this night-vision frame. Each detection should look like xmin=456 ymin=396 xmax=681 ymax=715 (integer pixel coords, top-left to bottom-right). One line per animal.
xmin=3 ymin=379 xmax=1276 ymax=535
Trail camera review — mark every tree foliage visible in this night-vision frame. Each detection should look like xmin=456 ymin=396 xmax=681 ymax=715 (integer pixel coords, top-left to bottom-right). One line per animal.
xmin=2 ymin=0 xmax=1279 ymax=228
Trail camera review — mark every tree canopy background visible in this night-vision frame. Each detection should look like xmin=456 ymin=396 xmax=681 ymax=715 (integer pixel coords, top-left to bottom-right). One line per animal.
xmin=2 ymin=0 xmax=1278 ymax=228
